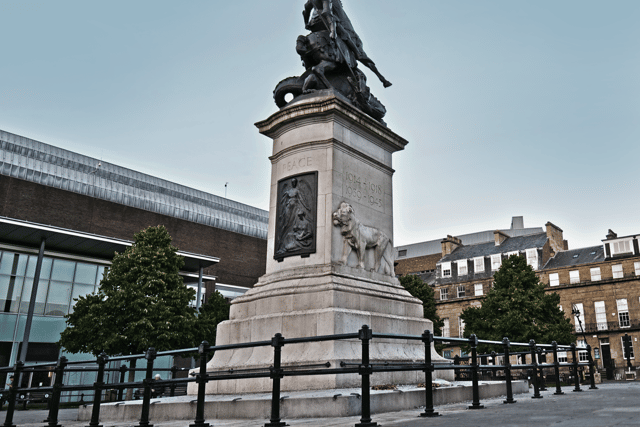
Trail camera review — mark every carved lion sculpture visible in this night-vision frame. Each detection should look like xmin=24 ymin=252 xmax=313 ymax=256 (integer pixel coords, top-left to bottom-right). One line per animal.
xmin=332 ymin=202 xmax=395 ymax=276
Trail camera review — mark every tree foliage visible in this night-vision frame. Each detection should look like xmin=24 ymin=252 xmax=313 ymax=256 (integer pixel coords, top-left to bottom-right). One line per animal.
xmin=400 ymin=274 xmax=443 ymax=337
xmin=460 ymin=255 xmax=574 ymax=352
xmin=60 ymin=226 xmax=198 ymax=357
xmin=194 ymin=290 xmax=230 ymax=346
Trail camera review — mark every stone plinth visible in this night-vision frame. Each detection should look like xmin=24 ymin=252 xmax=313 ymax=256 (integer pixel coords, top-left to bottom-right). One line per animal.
xmin=191 ymin=92 xmax=451 ymax=395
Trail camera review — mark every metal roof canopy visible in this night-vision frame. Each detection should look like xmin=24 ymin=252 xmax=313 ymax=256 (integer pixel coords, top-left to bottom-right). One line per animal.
xmin=0 ymin=216 xmax=219 ymax=273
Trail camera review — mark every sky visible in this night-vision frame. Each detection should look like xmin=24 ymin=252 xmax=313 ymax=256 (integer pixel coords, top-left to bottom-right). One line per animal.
xmin=1 ymin=0 xmax=639 ymax=250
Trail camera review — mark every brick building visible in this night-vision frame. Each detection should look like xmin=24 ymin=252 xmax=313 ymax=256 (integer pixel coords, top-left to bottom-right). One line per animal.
xmin=0 ymin=129 xmax=268 ymax=388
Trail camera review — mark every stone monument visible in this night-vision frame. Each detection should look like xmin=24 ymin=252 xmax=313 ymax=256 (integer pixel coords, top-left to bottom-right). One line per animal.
xmin=196 ymin=0 xmax=451 ymax=395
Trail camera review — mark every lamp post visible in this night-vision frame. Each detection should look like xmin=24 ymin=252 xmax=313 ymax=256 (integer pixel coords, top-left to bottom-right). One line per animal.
xmin=572 ymin=304 xmax=597 ymax=380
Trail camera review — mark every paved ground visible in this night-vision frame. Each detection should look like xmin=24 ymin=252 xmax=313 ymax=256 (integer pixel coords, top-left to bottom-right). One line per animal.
xmin=2 ymin=382 xmax=639 ymax=426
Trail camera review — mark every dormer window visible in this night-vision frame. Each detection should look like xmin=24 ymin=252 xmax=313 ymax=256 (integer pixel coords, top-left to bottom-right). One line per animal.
xmin=526 ymin=249 xmax=538 ymax=270
xmin=474 ymin=257 xmax=485 ymax=273
xmin=611 ymin=239 xmax=633 ymax=256
xmin=491 ymin=254 xmax=502 ymax=271
xmin=441 ymin=262 xmax=452 ymax=278
xmin=398 ymin=249 xmax=407 ymax=257
xmin=457 ymin=260 xmax=468 ymax=276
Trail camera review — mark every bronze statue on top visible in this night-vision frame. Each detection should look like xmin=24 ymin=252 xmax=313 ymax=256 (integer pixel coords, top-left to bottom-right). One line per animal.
xmin=274 ymin=0 xmax=391 ymax=123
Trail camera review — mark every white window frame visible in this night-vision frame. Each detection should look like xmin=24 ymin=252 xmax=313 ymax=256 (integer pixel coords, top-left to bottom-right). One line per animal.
xmin=595 ymin=301 xmax=607 ymax=331
xmin=635 ymin=262 xmax=640 ymax=276
xmin=526 ymin=249 xmax=538 ymax=270
xmin=457 ymin=285 xmax=466 ymax=298
xmin=622 ymin=336 xmax=635 ymax=359
xmin=590 ymin=267 xmax=601 ymax=281
xmin=491 ymin=254 xmax=502 ymax=271
xmin=569 ymin=270 xmax=580 ymax=284
xmin=507 ymin=251 xmax=519 ymax=258
xmin=474 ymin=257 xmax=485 ymax=273
xmin=474 ymin=283 xmax=483 ymax=296
xmin=573 ymin=303 xmax=584 ymax=333
xmin=440 ymin=288 xmax=448 ymax=301
xmin=458 ymin=317 xmax=465 ymax=338
xmin=549 ymin=273 xmax=560 ymax=287
xmin=612 ymin=264 xmax=624 ymax=279
xmin=441 ymin=262 xmax=452 ymax=278
xmin=557 ymin=351 xmax=568 ymax=363
xmin=617 ymin=299 xmax=630 ymax=328
xmin=577 ymin=340 xmax=589 ymax=362
xmin=611 ymin=239 xmax=633 ymax=256
xmin=457 ymin=260 xmax=468 ymax=276
xmin=442 ymin=318 xmax=450 ymax=337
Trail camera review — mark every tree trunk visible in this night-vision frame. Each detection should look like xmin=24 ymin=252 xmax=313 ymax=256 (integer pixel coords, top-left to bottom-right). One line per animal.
xmin=126 ymin=358 xmax=137 ymax=401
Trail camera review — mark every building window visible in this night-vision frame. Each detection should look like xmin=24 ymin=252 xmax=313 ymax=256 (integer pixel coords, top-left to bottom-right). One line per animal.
xmin=635 ymin=262 xmax=640 ymax=276
xmin=397 ymin=249 xmax=407 ymax=257
xmin=458 ymin=317 xmax=465 ymax=338
xmin=612 ymin=264 xmax=624 ymax=279
xmin=595 ymin=301 xmax=607 ymax=331
xmin=440 ymin=288 xmax=448 ymax=300
xmin=442 ymin=318 xmax=450 ymax=337
xmin=549 ymin=273 xmax=560 ymax=287
xmin=622 ymin=336 xmax=635 ymax=359
xmin=569 ymin=270 xmax=580 ymax=284
xmin=474 ymin=284 xmax=483 ymax=296
xmin=577 ymin=340 xmax=589 ymax=362
xmin=491 ymin=254 xmax=502 ymax=271
xmin=441 ymin=262 xmax=451 ymax=278
xmin=617 ymin=299 xmax=630 ymax=327
xmin=457 ymin=260 xmax=468 ymax=276
xmin=611 ymin=239 xmax=633 ymax=256
xmin=474 ymin=257 xmax=485 ymax=273
xmin=526 ymin=249 xmax=538 ymax=270
xmin=557 ymin=351 xmax=568 ymax=363
xmin=573 ymin=303 xmax=584 ymax=332
xmin=590 ymin=267 xmax=601 ymax=281
xmin=506 ymin=251 xmax=519 ymax=258
xmin=457 ymin=285 xmax=466 ymax=298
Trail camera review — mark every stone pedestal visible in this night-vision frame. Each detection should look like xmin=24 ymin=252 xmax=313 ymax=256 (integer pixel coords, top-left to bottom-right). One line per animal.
xmin=194 ymin=91 xmax=451 ymax=395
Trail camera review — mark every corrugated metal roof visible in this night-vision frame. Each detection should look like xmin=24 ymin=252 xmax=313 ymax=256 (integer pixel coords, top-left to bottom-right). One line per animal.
xmin=0 ymin=130 xmax=268 ymax=239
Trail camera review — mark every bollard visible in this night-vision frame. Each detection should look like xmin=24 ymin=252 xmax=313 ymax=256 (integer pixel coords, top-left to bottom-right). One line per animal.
xmin=587 ymin=345 xmax=598 ymax=390
xmin=551 ymin=342 xmax=564 ymax=395
xmin=190 ymin=342 xmax=211 ymax=427
xmin=530 ymin=340 xmax=542 ymax=399
xmin=502 ymin=338 xmax=516 ymax=404
xmin=118 ymin=364 xmax=128 ymax=401
xmin=46 ymin=357 xmax=67 ymax=427
xmin=88 ymin=352 xmax=109 ymax=427
xmin=2 ymin=361 xmax=23 ymax=427
xmin=265 ymin=334 xmax=287 ymax=427
xmin=420 ymin=330 xmax=439 ymax=417
xmin=468 ymin=334 xmax=484 ymax=409
xmin=139 ymin=348 xmax=157 ymax=427
xmin=170 ymin=365 xmax=178 ymax=397
xmin=571 ymin=344 xmax=582 ymax=392
xmin=356 ymin=325 xmax=377 ymax=427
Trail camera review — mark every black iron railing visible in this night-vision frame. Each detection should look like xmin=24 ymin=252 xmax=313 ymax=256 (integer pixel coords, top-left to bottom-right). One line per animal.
xmin=0 ymin=326 xmax=595 ymax=427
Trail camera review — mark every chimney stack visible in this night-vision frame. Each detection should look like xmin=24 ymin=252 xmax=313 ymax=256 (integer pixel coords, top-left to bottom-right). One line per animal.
xmin=546 ymin=222 xmax=566 ymax=256
xmin=441 ymin=235 xmax=462 ymax=257
xmin=494 ymin=230 xmax=509 ymax=246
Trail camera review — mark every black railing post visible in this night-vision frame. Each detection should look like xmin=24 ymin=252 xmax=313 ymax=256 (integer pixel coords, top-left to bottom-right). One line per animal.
xmin=502 ymin=338 xmax=516 ymax=404
xmin=170 ymin=365 xmax=178 ymax=397
xmin=139 ymin=348 xmax=157 ymax=427
xmin=265 ymin=334 xmax=287 ymax=427
xmin=2 ymin=361 xmax=23 ymax=427
xmin=88 ymin=352 xmax=109 ymax=427
xmin=552 ymin=342 xmax=564 ymax=395
xmin=530 ymin=340 xmax=542 ymax=399
xmin=190 ymin=341 xmax=211 ymax=427
xmin=468 ymin=334 xmax=484 ymax=409
xmin=587 ymin=344 xmax=598 ymax=390
xmin=46 ymin=356 xmax=67 ymax=427
xmin=571 ymin=343 xmax=582 ymax=392
xmin=356 ymin=325 xmax=377 ymax=427
xmin=420 ymin=330 xmax=439 ymax=417
xmin=118 ymin=364 xmax=127 ymax=401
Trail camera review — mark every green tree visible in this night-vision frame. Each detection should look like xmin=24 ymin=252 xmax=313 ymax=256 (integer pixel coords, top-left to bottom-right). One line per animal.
xmin=59 ymin=225 xmax=198 ymax=399
xmin=194 ymin=290 xmax=230 ymax=346
xmin=400 ymin=274 xmax=444 ymax=337
xmin=460 ymin=255 xmax=574 ymax=353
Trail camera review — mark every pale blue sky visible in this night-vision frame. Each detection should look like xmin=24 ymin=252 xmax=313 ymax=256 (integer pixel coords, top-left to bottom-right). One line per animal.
xmin=1 ymin=1 xmax=639 ymax=249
